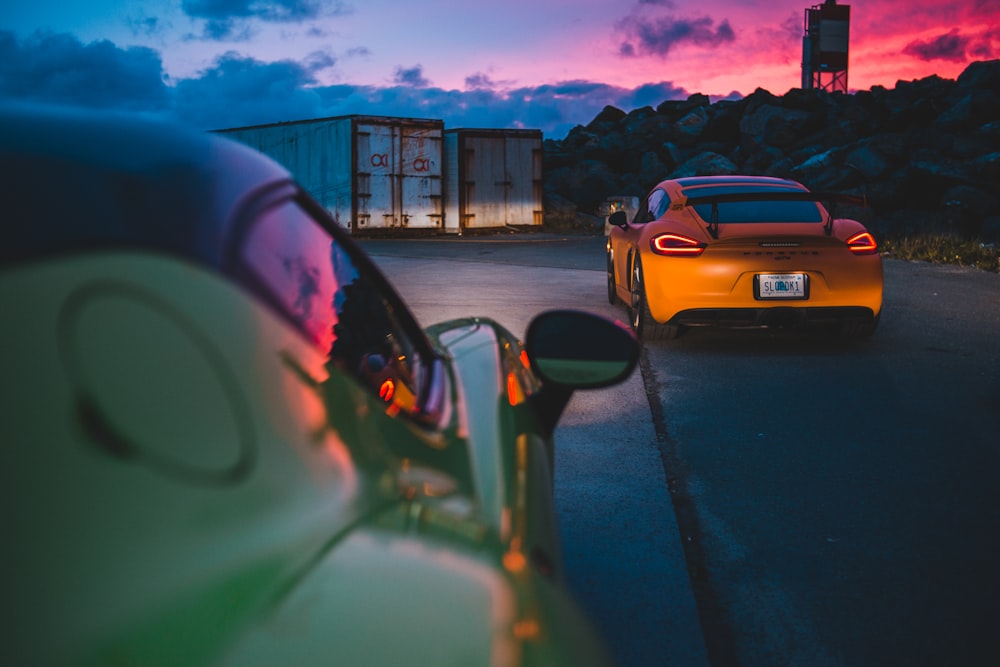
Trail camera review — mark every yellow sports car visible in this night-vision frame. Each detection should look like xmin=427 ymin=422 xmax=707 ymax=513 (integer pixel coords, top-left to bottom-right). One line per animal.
xmin=607 ymin=175 xmax=883 ymax=340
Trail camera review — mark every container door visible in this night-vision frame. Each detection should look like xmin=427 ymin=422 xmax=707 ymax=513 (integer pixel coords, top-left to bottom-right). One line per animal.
xmin=355 ymin=123 xmax=441 ymax=231
xmin=505 ymin=137 xmax=543 ymax=227
xmin=399 ymin=128 xmax=443 ymax=230
xmin=355 ymin=125 xmax=396 ymax=230
xmin=464 ymin=136 xmax=508 ymax=229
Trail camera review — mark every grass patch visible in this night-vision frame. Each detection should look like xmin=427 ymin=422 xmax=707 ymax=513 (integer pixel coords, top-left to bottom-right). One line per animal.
xmin=881 ymin=235 xmax=1000 ymax=273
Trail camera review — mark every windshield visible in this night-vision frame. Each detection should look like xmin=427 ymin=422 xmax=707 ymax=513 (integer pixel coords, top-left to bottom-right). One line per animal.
xmin=682 ymin=185 xmax=825 ymax=224
xmin=242 ymin=199 xmax=426 ymax=417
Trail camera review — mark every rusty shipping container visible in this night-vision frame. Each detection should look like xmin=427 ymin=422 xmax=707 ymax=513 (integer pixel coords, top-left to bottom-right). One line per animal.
xmin=443 ymin=129 xmax=543 ymax=233
xmin=217 ymin=115 xmax=444 ymax=234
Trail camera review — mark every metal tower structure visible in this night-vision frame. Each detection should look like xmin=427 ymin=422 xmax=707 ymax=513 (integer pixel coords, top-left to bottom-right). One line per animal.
xmin=802 ymin=0 xmax=851 ymax=93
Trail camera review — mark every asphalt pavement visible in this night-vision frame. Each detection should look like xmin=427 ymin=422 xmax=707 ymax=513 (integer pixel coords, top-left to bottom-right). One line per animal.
xmin=362 ymin=231 xmax=1000 ymax=666
xmin=363 ymin=233 xmax=709 ymax=667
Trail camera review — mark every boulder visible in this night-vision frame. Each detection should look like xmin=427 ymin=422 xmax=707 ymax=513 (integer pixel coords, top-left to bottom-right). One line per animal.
xmin=936 ymin=90 xmax=1000 ymax=129
xmin=957 ymin=59 xmax=1000 ymax=89
xmin=844 ymin=142 xmax=894 ymax=181
xmin=945 ymin=184 xmax=999 ymax=212
xmin=739 ymin=104 xmax=813 ymax=148
xmin=669 ymin=152 xmax=738 ymax=178
xmin=656 ymin=93 xmax=711 ymax=119
xmin=541 ymin=59 xmax=1000 ymax=241
xmin=675 ymin=106 xmax=710 ymax=144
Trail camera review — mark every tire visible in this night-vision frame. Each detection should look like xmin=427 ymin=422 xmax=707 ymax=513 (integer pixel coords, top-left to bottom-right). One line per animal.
xmin=629 ymin=257 xmax=683 ymax=341
xmin=607 ymin=253 xmax=618 ymax=305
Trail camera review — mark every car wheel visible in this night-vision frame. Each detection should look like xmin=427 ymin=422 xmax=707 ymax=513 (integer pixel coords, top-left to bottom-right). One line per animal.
xmin=629 ymin=257 xmax=683 ymax=341
xmin=607 ymin=254 xmax=618 ymax=305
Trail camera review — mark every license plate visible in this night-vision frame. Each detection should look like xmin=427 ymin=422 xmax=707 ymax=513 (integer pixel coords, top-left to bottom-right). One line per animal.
xmin=755 ymin=273 xmax=808 ymax=300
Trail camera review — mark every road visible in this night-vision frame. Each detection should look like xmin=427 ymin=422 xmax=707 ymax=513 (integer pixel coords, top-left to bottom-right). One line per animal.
xmin=362 ymin=233 xmax=708 ymax=667
xmin=361 ymin=233 xmax=1000 ymax=667
xmin=652 ymin=258 xmax=1000 ymax=666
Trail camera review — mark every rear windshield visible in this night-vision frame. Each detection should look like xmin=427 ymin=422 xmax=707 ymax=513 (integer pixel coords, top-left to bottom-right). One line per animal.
xmin=682 ymin=185 xmax=824 ymax=224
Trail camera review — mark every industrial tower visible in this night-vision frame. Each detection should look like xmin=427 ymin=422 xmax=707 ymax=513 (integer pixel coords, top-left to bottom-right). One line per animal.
xmin=802 ymin=0 xmax=851 ymax=93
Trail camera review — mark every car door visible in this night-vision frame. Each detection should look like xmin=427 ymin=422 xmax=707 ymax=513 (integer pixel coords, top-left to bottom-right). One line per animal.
xmin=612 ymin=186 xmax=668 ymax=299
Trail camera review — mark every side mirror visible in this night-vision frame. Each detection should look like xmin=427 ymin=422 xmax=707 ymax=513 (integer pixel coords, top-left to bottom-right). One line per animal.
xmin=523 ymin=310 xmax=638 ymax=437
xmin=608 ymin=210 xmax=628 ymax=228
xmin=526 ymin=310 xmax=638 ymax=388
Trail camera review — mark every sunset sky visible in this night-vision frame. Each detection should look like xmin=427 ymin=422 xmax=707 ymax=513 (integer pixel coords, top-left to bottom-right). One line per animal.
xmin=1 ymin=1 xmax=997 ymax=138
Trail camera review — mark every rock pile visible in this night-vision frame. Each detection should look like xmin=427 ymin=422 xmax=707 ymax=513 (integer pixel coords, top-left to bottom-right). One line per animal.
xmin=543 ymin=60 xmax=1000 ymax=241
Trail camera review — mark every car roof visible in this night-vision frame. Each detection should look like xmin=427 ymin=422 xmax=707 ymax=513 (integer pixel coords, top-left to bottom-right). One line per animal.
xmin=0 ymin=103 xmax=293 ymax=268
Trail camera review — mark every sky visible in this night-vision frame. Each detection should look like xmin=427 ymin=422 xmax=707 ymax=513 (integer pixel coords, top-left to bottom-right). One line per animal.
xmin=1 ymin=1 xmax=998 ymax=139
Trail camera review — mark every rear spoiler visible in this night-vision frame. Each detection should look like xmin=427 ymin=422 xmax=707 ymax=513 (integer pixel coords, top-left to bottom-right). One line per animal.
xmin=670 ymin=191 xmax=867 ymax=238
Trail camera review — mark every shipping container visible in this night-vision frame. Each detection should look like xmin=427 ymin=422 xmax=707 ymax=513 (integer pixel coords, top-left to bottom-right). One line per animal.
xmin=217 ymin=115 xmax=444 ymax=234
xmin=443 ymin=129 xmax=543 ymax=233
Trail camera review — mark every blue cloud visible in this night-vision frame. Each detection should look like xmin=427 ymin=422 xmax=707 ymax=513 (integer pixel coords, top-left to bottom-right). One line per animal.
xmin=631 ymin=81 xmax=689 ymax=108
xmin=303 ymin=50 xmax=337 ymax=73
xmin=181 ymin=0 xmax=351 ymax=40
xmin=182 ymin=0 xmax=327 ymax=22
xmin=126 ymin=14 xmax=166 ymax=40
xmin=393 ymin=65 xmax=430 ymax=88
xmin=175 ymin=52 xmax=322 ymax=128
xmin=0 ymin=30 xmax=169 ymax=111
xmin=0 ymin=31 xmax=694 ymax=139
xmin=465 ymin=73 xmax=495 ymax=89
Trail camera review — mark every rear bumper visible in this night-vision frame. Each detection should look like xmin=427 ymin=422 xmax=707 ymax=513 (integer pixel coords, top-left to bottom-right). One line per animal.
xmin=668 ymin=306 xmax=876 ymax=329
xmin=642 ymin=251 xmax=884 ymax=325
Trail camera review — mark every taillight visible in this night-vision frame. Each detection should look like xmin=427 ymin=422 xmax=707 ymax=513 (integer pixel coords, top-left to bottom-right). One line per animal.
xmin=847 ymin=231 xmax=878 ymax=255
xmin=379 ymin=379 xmax=395 ymax=402
xmin=650 ymin=233 xmax=706 ymax=257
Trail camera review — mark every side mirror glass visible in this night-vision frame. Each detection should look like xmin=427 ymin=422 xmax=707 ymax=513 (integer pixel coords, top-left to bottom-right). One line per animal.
xmin=608 ymin=210 xmax=628 ymax=228
xmin=525 ymin=310 xmax=638 ymax=389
